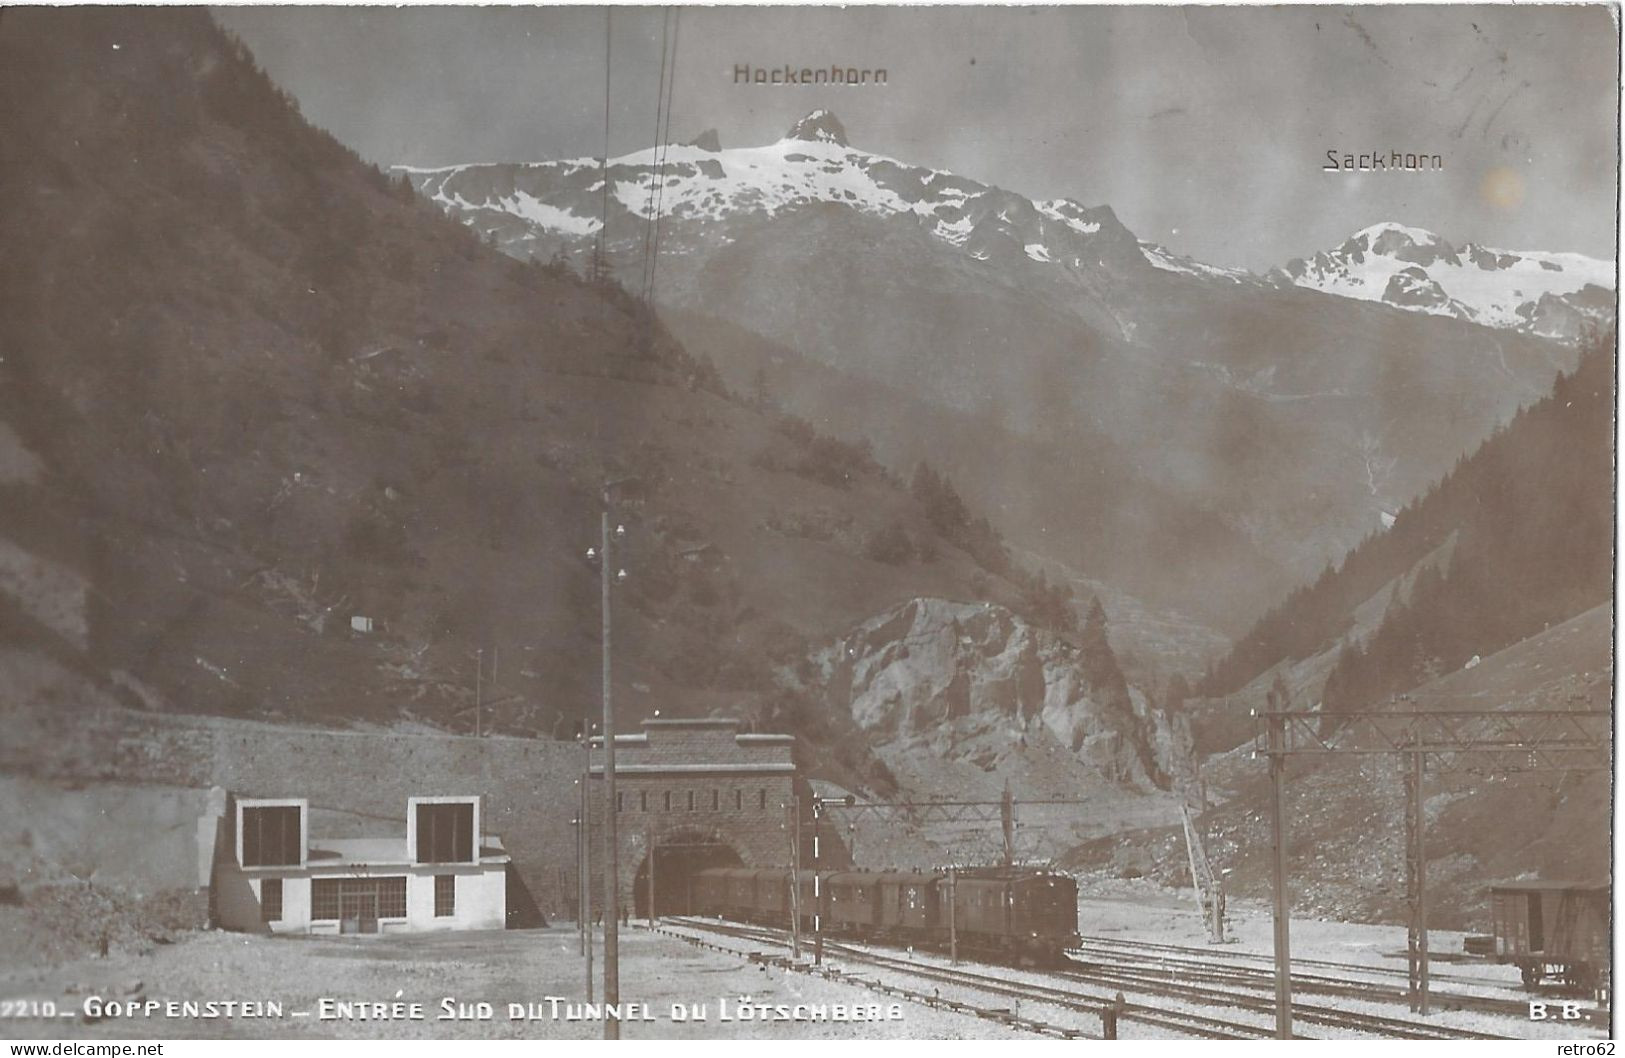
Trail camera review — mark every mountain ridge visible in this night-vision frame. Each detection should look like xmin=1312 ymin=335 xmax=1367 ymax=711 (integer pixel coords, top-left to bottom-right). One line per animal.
xmin=400 ymin=109 xmax=1599 ymax=634
xmin=395 ymin=112 xmax=1612 ymax=342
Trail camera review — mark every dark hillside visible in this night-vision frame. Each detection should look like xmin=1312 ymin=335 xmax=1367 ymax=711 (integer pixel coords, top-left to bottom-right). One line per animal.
xmin=0 ymin=8 xmax=1125 ymax=794
xmin=1198 ymin=332 xmax=1613 ymax=710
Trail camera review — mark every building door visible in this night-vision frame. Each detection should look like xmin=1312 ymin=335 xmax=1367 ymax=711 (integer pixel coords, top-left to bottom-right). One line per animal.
xmin=341 ymin=889 xmax=379 ymax=934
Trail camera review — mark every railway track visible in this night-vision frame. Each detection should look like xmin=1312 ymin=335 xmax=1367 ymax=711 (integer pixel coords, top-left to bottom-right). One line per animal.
xmin=1070 ymin=939 xmax=1535 ymax=1017
xmin=656 ymin=916 xmax=1534 ymax=1040
xmin=663 ymin=916 xmax=1281 ymax=1039
xmin=1056 ymin=957 xmax=1514 ymax=1040
xmin=1070 ymin=935 xmax=1608 ymax=1027
xmin=663 ymin=916 xmax=1508 ymax=1040
xmin=1076 ymin=933 xmax=1507 ymax=989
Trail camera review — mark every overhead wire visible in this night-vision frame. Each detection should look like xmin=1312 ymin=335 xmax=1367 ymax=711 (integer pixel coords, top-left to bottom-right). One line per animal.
xmin=646 ymin=8 xmax=681 ymax=306
xmin=596 ymin=7 xmax=613 ymax=278
xmin=638 ymin=8 xmax=673 ymax=301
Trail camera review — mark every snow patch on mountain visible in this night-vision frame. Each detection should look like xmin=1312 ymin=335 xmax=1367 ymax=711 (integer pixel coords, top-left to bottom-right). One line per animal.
xmin=499 ymin=191 xmax=602 ymax=236
xmin=395 ymin=111 xmax=1145 ymax=280
xmin=1140 ymin=242 xmax=1259 ymax=285
xmin=1276 ymin=222 xmax=1614 ymax=337
xmin=396 ymin=122 xmax=1611 ymax=343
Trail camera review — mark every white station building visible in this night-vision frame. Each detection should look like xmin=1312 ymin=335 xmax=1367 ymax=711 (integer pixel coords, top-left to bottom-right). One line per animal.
xmin=213 ymin=795 xmax=509 ymax=934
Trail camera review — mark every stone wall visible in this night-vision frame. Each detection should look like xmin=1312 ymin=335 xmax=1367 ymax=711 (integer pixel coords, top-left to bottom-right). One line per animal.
xmin=3 ymin=706 xmax=806 ymax=920
xmin=582 ymin=719 xmax=816 ymax=916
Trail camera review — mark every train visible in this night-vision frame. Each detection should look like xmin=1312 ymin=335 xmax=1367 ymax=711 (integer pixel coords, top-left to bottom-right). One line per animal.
xmin=1487 ymin=881 xmax=1610 ymax=999
xmin=692 ymin=865 xmax=1080 ymax=965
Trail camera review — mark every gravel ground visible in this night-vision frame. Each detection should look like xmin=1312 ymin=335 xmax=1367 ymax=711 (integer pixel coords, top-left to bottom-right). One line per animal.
xmin=663 ymin=901 xmax=1607 ymax=1042
xmin=0 ymin=924 xmax=1029 ymax=1040
xmin=1073 ymin=891 xmax=1605 ymax=1039
xmin=1 ymin=895 xmax=1604 ymax=1041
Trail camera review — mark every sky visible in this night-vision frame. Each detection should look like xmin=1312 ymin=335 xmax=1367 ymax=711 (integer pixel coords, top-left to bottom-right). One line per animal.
xmin=216 ymin=5 xmax=1619 ymax=271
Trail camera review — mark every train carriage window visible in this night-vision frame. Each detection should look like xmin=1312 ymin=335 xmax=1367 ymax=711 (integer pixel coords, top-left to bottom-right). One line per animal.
xmin=640 ymin=791 xmax=648 ymax=811
xmin=758 ymin=789 xmax=767 ymax=809
xmin=664 ymin=791 xmax=672 ymax=811
xmin=735 ymin=789 xmax=743 ymax=811
xmin=712 ymin=789 xmax=720 ymax=811
xmin=687 ymin=790 xmax=696 ymax=811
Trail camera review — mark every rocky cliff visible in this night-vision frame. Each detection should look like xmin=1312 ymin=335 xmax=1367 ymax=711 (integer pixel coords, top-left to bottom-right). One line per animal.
xmin=804 ymin=598 xmax=1167 ymax=788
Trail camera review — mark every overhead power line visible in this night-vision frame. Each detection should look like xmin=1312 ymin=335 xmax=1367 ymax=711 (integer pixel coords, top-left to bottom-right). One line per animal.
xmin=646 ymin=9 xmax=681 ymax=305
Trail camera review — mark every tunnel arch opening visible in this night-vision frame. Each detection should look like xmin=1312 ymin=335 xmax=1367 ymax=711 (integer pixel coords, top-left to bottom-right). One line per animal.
xmin=633 ymin=827 xmax=744 ymax=918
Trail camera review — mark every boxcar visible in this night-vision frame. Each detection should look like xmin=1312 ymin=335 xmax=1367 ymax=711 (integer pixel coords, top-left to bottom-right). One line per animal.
xmin=1489 ymin=882 xmax=1610 ymax=996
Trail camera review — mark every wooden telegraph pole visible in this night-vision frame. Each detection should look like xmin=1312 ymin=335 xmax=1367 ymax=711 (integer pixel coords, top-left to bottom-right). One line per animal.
xmin=599 ymin=501 xmax=620 ymax=1040
xmin=647 ymin=827 xmax=657 ymax=928
xmin=1265 ymin=710 xmax=1293 ymax=1039
xmin=811 ymin=797 xmax=823 ymax=965
xmin=1255 ymin=706 xmax=1609 ymax=1038
xmin=1404 ymin=745 xmax=1429 ymax=1014
xmin=788 ymin=797 xmax=803 ymax=959
xmin=580 ymin=738 xmax=593 ymax=1002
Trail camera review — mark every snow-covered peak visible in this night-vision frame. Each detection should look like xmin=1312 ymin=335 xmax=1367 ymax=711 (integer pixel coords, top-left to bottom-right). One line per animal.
xmin=1349 ymin=221 xmax=1444 ymax=249
xmin=1275 ymin=223 xmax=1614 ymax=339
xmin=394 ymin=117 xmax=1152 ymax=280
xmin=785 ymin=109 xmax=849 ymax=147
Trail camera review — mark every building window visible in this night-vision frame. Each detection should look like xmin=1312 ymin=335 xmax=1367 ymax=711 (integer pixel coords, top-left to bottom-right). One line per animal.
xmin=312 ymin=879 xmax=340 ymax=920
xmin=663 ymin=791 xmax=672 ymax=812
xmin=758 ymin=790 xmax=767 ymax=810
xmin=242 ymin=806 xmax=302 ymax=867
xmin=312 ymin=878 xmax=407 ymax=921
xmin=735 ymin=789 xmax=743 ymax=811
xmin=435 ymin=875 xmax=456 ymax=917
xmin=686 ymin=791 xmax=695 ymax=811
xmin=711 ymin=789 xmax=719 ymax=811
xmin=640 ymin=791 xmax=648 ymax=811
xmin=261 ymin=878 xmax=283 ymax=922
xmin=378 ymin=877 xmax=408 ymax=918
xmin=416 ymin=802 xmax=474 ymax=864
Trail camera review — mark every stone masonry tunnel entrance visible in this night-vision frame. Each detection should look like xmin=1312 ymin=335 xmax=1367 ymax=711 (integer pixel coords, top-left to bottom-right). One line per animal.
xmin=633 ymin=830 xmax=742 ymax=918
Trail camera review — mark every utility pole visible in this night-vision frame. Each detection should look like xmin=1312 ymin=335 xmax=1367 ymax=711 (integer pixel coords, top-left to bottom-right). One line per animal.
xmin=647 ymin=827 xmax=656 ymax=928
xmin=1405 ymin=746 xmax=1429 ymax=1014
xmin=1255 ymin=706 xmax=1608 ymax=1033
xmin=811 ymin=797 xmax=823 ymax=966
xmin=599 ymin=499 xmax=619 ymax=1040
xmin=475 ymin=647 xmax=483 ymax=738
xmin=947 ymin=867 xmax=958 ymax=965
xmin=577 ymin=769 xmax=586 ymax=955
xmin=1266 ymin=711 xmax=1293 ymax=1039
xmin=788 ymin=797 xmax=803 ymax=959
xmin=579 ymin=737 xmax=594 ymax=1002
xmin=1000 ymin=782 xmax=1014 ymax=866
